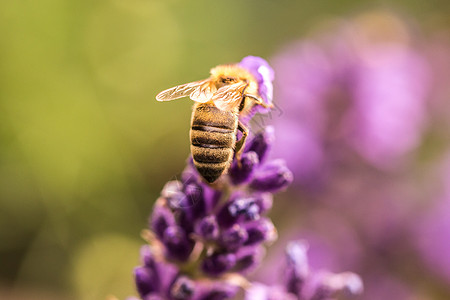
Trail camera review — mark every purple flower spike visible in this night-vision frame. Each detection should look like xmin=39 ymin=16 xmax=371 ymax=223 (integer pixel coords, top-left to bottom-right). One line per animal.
xmin=245 ymin=240 xmax=362 ymax=300
xmin=250 ymin=159 xmax=293 ymax=193
xmin=134 ymin=120 xmax=294 ymax=297
xmin=130 ymin=55 xmax=364 ymax=300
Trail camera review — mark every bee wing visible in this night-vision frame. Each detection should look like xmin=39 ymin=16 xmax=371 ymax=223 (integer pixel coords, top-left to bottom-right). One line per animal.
xmin=156 ymin=79 xmax=212 ymax=102
xmin=190 ymin=80 xmax=216 ymax=103
xmin=212 ymin=82 xmax=246 ymax=111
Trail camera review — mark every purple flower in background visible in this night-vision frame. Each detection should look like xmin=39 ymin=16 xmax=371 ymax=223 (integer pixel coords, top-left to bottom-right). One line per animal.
xmin=348 ymin=45 xmax=429 ymax=167
xmin=245 ymin=241 xmax=363 ymax=300
xmin=132 ymin=126 xmax=293 ymax=299
xmin=271 ymin=12 xmax=431 ymax=187
xmin=262 ymin=11 xmax=450 ymax=300
xmin=413 ymin=154 xmax=450 ymax=284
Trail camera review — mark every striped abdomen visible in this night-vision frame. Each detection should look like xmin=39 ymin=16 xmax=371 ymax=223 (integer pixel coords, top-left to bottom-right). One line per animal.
xmin=190 ymin=103 xmax=237 ymax=183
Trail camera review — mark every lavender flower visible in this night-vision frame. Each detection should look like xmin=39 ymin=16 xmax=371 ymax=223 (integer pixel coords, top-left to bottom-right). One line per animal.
xmin=133 ymin=126 xmax=292 ymax=298
xmin=239 ymin=56 xmax=275 ymax=116
xmin=245 ymin=241 xmax=363 ymax=300
xmin=271 ymin=12 xmax=431 ymax=188
xmin=129 ymin=55 xmax=366 ymax=300
xmin=263 ymin=11 xmax=450 ymax=300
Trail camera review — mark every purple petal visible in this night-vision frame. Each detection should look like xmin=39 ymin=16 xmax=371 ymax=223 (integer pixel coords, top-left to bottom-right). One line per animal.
xmin=162 ymin=181 xmax=190 ymax=211
xmin=245 ymin=283 xmax=297 ymax=300
xmin=233 ymin=246 xmax=265 ymax=273
xmin=305 ymin=271 xmax=363 ymax=300
xmin=195 ymin=215 xmax=220 ymax=240
xmin=217 ymin=193 xmax=261 ymax=227
xmin=229 ymin=198 xmax=260 ymax=220
xmin=239 ymin=56 xmax=275 ymax=111
xmin=170 ymin=276 xmax=195 ymax=300
xmin=202 ymin=252 xmax=237 ymax=276
xmin=220 ymin=223 xmax=249 ymax=251
xmin=253 ymin=193 xmax=273 ymax=214
xmin=140 ymin=245 xmax=154 ymax=268
xmin=229 ymin=151 xmax=259 ymax=185
xmin=161 ymin=181 xmax=184 ymax=201
xmin=244 ymin=126 xmax=275 ymax=163
xmin=183 ymin=182 xmax=205 ymax=217
xmin=202 ymin=183 xmax=222 ymax=213
xmin=197 ymin=281 xmax=239 ymax=300
xmin=182 ymin=160 xmax=201 ymax=184
xmin=244 ymin=218 xmax=277 ymax=246
xmin=163 ymin=226 xmax=193 ymax=261
xmin=150 ymin=203 xmax=176 ymax=240
xmin=285 ymin=241 xmax=310 ymax=296
xmin=134 ymin=267 xmax=157 ymax=297
xmin=143 ymin=294 xmax=164 ymax=300
xmin=250 ymin=159 xmax=293 ymax=193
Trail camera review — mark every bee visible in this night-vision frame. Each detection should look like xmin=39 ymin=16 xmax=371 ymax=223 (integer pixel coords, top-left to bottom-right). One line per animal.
xmin=156 ymin=63 xmax=272 ymax=183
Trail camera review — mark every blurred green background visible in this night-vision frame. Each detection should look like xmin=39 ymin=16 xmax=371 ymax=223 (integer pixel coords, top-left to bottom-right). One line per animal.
xmin=0 ymin=0 xmax=449 ymax=299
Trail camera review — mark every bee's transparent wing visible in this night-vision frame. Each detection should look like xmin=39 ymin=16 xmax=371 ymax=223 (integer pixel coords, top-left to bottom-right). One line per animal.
xmin=190 ymin=80 xmax=216 ymax=103
xmin=156 ymin=79 xmax=213 ymax=103
xmin=212 ymin=82 xmax=246 ymax=111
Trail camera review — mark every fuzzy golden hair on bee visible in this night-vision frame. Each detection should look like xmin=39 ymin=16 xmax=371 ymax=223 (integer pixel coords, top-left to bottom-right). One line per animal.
xmin=209 ymin=65 xmax=256 ymax=82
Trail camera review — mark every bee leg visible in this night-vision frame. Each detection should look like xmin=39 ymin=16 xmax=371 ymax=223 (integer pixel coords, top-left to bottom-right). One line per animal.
xmin=243 ymin=94 xmax=274 ymax=109
xmin=235 ymin=121 xmax=248 ymax=168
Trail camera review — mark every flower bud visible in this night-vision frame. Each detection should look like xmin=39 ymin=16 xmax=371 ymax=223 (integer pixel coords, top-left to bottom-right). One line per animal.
xmin=221 ymin=224 xmax=249 ymax=251
xmin=244 ymin=218 xmax=277 ymax=246
xmin=229 ymin=151 xmax=260 ymax=185
xmin=134 ymin=267 xmax=157 ymax=298
xmin=195 ymin=215 xmax=220 ymax=240
xmin=170 ymin=276 xmax=195 ymax=300
xmin=202 ymin=252 xmax=236 ymax=276
xmin=250 ymin=159 xmax=293 ymax=193
xmin=233 ymin=246 xmax=264 ymax=273
xmin=245 ymin=126 xmax=275 ymax=163
xmin=163 ymin=226 xmax=193 ymax=261
xmin=150 ymin=203 xmax=176 ymax=239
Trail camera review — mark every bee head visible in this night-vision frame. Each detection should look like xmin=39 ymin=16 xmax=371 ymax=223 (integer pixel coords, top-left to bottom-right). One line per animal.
xmin=210 ymin=65 xmax=255 ymax=88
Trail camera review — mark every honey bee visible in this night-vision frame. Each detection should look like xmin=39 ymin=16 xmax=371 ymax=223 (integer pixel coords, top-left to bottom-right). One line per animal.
xmin=156 ymin=63 xmax=272 ymax=183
